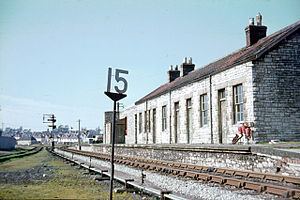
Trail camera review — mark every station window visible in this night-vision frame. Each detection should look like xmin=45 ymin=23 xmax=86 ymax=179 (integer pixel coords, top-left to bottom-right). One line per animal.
xmin=233 ymin=84 xmax=244 ymax=123
xmin=139 ymin=113 xmax=142 ymax=133
xmin=152 ymin=108 xmax=156 ymax=143
xmin=144 ymin=111 xmax=147 ymax=132
xmin=174 ymin=102 xmax=180 ymax=131
xmin=134 ymin=114 xmax=138 ymax=144
xmin=174 ymin=102 xmax=180 ymax=143
xmin=186 ymin=98 xmax=192 ymax=143
xmin=148 ymin=110 xmax=151 ymax=132
xmin=162 ymin=105 xmax=167 ymax=131
xmin=200 ymin=94 xmax=208 ymax=126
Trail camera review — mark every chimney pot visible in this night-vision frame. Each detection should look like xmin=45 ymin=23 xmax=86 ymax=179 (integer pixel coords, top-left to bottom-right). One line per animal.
xmin=256 ymin=12 xmax=262 ymax=26
xmin=188 ymin=57 xmax=192 ymax=64
xmin=184 ymin=57 xmax=187 ymax=64
xmin=249 ymin=18 xmax=254 ymax=25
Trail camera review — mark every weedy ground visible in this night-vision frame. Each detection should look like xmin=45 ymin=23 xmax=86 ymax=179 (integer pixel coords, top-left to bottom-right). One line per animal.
xmin=0 ymin=148 xmax=137 ymax=199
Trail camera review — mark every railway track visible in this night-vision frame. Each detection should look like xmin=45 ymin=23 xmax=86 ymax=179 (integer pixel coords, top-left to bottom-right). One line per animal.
xmin=57 ymin=147 xmax=300 ymax=199
xmin=0 ymin=146 xmax=43 ymax=162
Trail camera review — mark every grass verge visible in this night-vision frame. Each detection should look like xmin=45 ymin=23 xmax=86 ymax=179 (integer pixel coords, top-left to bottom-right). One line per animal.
xmin=0 ymin=149 xmax=135 ymax=199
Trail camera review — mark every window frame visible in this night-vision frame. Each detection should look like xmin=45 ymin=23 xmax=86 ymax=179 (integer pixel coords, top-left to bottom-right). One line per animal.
xmin=134 ymin=114 xmax=137 ymax=134
xmin=233 ymin=84 xmax=244 ymax=123
xmin=148 ymin=110 xmax=151 ymax=132
xmin=200 ymin=94 xmax=208 ymax=127
xmin=152 ymin=108 xmax=156 ymax=143
xmin=138 ymin=112 xmax=142 ymax=133
xmin=186 ymin=98 xmax=192 ymax=131
xmin=144 ymin=111 xmax=147 ymax=133
xmin=162 ymin=105 xmax=167 ymax=131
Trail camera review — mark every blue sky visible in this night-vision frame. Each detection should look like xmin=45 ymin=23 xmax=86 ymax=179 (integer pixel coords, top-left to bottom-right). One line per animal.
xmin=0 ymin=0 xmax=299 ymax=131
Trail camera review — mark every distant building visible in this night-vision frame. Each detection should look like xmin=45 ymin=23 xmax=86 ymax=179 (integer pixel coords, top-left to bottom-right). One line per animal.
xmin=17 ymin=135 xmax=38 ymax=146
xmin=33 ymin=133 xmax=46 ymax=144
xmin=0 ymin=136 xmax=17 ymax=150
xmin=103 ymin=111 xmax=126 ymax=144
xmin=83 ymin=131 xmax=98 ymax=144
xmin=120 ymin=15 xmax=300 ymax=144
xmin=57 ymin=135 xmax=78 ymax=145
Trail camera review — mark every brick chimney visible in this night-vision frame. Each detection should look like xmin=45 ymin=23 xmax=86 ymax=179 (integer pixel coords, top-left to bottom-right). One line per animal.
xmin=245 ymin=13 xmax=267 ymax=46
xmin=168 ymin=65 xmax=180 ymax=82
xmin=180 ymin=57 xmax=195 ymax=77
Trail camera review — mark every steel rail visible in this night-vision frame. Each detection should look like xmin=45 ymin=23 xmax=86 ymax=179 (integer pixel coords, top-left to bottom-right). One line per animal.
xmin=49 ymin=148 xmax=188 ymax=200
xmin=58 ymin=147 xmax=300 ymax=199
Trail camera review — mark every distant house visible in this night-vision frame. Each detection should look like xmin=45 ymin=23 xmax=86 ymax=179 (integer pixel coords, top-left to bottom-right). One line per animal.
xmin=17 ymin=135 xmax=38 ymax=146
xmin=57 ymin=135 xmax=78 ymax=145
xmin=0 ymin=136 xmax=17 ymax=150
xmin=34 ymin=134 xmax=46 ymax=144
xmin=83 ymin=132 xmax=102 ymax=144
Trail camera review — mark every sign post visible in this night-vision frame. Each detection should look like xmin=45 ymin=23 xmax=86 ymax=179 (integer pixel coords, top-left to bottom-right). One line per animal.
xmin=104 ymin=67 xmax=128 ymax=200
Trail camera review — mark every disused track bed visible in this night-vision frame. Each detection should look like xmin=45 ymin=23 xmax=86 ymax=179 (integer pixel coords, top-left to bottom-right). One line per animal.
xmin=60 ymin=148 xmax=300 ymax=199
xmin=0 ymin=146 xmax=43 ymax=162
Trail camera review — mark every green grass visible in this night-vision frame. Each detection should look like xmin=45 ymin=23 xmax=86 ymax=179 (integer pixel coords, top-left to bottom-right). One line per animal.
xmin=0 ymin=149 xmax=135 ymax=199
xmin=0 ymin=148 xmax=46 ymax=171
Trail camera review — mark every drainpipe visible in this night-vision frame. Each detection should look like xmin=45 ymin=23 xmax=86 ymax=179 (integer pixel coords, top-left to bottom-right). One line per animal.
xmin=169 ymin=90 xmax=172 ymax=144
xmin=209 ymin=75 xmax=214 ymax=144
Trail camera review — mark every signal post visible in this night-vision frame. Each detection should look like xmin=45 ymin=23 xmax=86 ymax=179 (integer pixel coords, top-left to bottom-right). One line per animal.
xmin=43 ymin=114 xmax=57 ymax=150
xmin=104 ymin=67 xmax=128 ymax=200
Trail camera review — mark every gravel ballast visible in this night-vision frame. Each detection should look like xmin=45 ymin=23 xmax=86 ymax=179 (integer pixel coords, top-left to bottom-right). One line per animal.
xmin=56 ymin=149 xmax=281 ymax=200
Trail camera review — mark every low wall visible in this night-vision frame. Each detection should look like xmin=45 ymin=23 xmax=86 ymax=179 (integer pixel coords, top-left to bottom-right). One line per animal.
xmin=80 ymin=144 xmax=300 ymax=177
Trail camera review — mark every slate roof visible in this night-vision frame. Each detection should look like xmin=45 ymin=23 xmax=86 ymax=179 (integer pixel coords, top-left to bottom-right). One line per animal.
xmin=136 ymin=20 xmax=300 ymax=105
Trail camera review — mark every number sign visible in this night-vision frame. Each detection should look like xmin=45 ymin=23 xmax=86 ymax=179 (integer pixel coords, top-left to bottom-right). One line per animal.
xmin=106 ymin=67 xmax=129 ymax=94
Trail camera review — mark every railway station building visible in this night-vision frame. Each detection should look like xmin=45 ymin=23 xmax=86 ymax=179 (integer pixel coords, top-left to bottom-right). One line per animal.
xmin=115 ymin=15 xmax=300 ymax=145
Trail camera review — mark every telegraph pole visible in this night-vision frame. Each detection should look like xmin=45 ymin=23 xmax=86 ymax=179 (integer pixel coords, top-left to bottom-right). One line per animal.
xmin=78 ymin=119 xmax=81 ymax=150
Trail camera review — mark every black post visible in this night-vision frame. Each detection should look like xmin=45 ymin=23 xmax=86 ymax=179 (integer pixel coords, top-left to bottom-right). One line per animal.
xmin=104 ymin=92 xmax=126 ymax=200
xmin=52 ymin=115 xmax=55 ymax=150
xmin=78 ymin=119 xmax=81 ymax=150
xmin=109 ymin=100 xmax=117 ymax=200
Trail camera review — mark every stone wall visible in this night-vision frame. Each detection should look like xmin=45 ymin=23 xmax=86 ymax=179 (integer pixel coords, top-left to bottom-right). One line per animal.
xmin=211 ymin=62 xmax=254 ymax=144
xmin=252 ymin=31 xmax=300 ymax=141
xmin=81 ymin=144 xmax=300 ymax=177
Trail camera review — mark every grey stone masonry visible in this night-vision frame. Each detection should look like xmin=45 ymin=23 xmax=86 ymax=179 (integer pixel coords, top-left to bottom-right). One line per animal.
xmin=252 ymin=31 xmax=300 ymax=142
xmin=81 ymin=144 xmax=300 ymax=177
